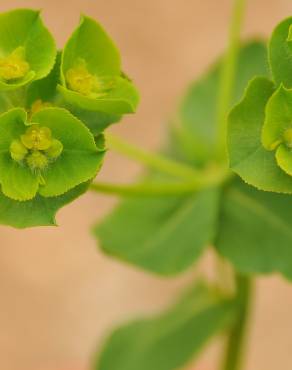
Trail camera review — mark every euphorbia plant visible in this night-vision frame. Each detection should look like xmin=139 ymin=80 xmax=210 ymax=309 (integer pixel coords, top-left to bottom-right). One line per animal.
xmin=0 ymin=8 xmax=138 ymax=228
xmin=1 ymin=3 xmax=291 ymax=370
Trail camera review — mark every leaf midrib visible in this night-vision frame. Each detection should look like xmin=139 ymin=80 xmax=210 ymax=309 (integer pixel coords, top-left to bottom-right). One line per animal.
xmin=228 ymin=188 xmax=292 ymax=239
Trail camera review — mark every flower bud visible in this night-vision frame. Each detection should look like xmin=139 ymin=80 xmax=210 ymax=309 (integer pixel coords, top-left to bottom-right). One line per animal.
xmin=284 ymin=128 xmax=292 ymax=148
xmin=10 ymin=139 xmax=28 ymax=161
xmin=46 ymin=139 xmax=63 ymax=159
xmin=0 ymin=47 xmax=29 ymax=80
xmin=21 ymin=126 xmax=52 ymax=150
xmin=26 ymin=150 xmax=48 ymax=170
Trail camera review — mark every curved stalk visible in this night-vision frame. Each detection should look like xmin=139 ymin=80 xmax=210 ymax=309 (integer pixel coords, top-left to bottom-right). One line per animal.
xmin=90 ymin=172 xmax=227 ymax=197
xmin=105 ymin=133 xmax=206 ymax=182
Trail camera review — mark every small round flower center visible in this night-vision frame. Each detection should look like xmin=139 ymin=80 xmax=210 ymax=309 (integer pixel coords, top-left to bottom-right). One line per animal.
xmin=0 ymin=47 xmax=29 ymax=81
xmin=283 ymin=128 xmax=292 ymax=148
xmin=10 ymin=125 xmax=63 ymax=172
xmin=65 ymin=59 xmax=99 ymax=96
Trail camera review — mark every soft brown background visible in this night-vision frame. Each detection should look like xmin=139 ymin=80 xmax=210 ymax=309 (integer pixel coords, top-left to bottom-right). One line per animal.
xmin=0 ymin=1 xmax=291 ymax=369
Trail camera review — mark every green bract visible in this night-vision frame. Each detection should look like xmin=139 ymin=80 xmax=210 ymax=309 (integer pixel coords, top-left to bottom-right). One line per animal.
xmin=0 ymin=9 xmax=139 ymax=227
xmin=0 ymin=9 xmax=56 ymax=90
xmin=0 ymin=108 xmax=103 ymax=201
xmin=228 ymin=17 xmax=292 ymax=193
xmin=59 ymin=16 xmax=139 ymax=115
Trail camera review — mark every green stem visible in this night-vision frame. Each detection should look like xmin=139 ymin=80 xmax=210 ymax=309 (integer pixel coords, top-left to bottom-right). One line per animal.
xmin=216 ymin=0 xmax=246 ymax=159
xmin=90 ymin=171 xmax=228 ymax=197
xmin=105 ymin=133 xmax=205 ymax=182
xmin=221 ymin=274 xmax=253 ymax=370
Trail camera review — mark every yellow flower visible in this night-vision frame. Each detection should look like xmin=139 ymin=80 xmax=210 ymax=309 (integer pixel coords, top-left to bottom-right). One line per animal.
xmin=0 ymin=47 xmax=29 ymax=80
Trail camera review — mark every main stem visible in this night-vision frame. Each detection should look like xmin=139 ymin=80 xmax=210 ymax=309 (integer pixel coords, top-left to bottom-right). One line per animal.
xmin=217 ymin=1 xmax=250 ymax=369
xmin=221 ymin=275 xmax=253 ymax=370
xmin=216 ymin=0 xmax=246 ymax=159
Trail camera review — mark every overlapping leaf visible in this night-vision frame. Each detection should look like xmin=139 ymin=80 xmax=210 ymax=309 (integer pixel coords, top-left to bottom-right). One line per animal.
xmin=171 ymin=41 xmax=269 ymax=166
xmin=59 ymin=16 xmax=139 ymax=114
xmin=94 ymin=41 xmax=270 ymax=276
xmin=216 ymin=178 xmax=292 ymax=279
xmin=94 ymin=283 xmax=235 ymax=370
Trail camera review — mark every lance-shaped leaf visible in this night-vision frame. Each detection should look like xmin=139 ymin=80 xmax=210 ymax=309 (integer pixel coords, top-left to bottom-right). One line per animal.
xmin=0 ymin=9 xmax=56 ymax=90
xmin=95 ymin=188 xmax=219 ymax=276
xmin=0 ymin=107 xmax=104 ymax=201
xmin=173 ymin=41 xmax=269 ymax=166
xmin=59 ymin=15 xmax=139 ymax=115
xmin=228 ymin=76 xmax=292 ymax=193
xmin=269 ymin=17 xmax=292 ymax=87
xmin=216 ymin=178 xmax=292 ymax=280
xmin=94 ymin=283 xmax=235 ymax=370
xmin=0 ymin=182 xmax=88 ymax=229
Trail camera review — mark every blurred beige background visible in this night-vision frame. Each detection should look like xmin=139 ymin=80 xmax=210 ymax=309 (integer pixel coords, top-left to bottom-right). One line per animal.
xmin=0 ymin=1 xmax=291 ymax=369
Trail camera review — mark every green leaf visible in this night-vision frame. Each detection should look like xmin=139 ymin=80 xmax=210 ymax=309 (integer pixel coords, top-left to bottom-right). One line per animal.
xmin=58 ymin=76 xmax=139 ymax=115
xmin=64 ymin=105 xmax=121 ymax=135
xmin=61 ymin=15 xmax=120 ymax=82
xmin=176 ymin=41 xmax=269 ymax=166
xmin=26 ymin=51 xmax=61 ymax=107
xmin=261 ymin=84 xmax=292 ymax=150
xmin=269 ymin=17 xmax=292 ymax=87
xmin=0 ymin=9 xmax=56 ymax=90
xmin=0 ymin=182 xmax=88 ymax=229
xmin=94 ymin=188 xmax=219 ymax=275
xmin=31 ymin=108 xmax=104 ymax=197
xmin=275 ymin=144 xmax=292 ymax=175
xmin=216 ymin=178 xmax=292 ymax=279
xmin=0 ymin=107 xmax=103 ymax=201
xmin=94 ymin=283 xmax=235 ymax=370
xmin=228 ymin=76 xmax=292 ymax=193
xmin=60 ymin=15 xmax=139 ymax=114
xmin=26 ymin=53 xmax=122 ymax=134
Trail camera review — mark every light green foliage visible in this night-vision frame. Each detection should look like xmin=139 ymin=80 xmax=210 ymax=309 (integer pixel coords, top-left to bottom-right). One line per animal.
xmin=269 ymin=17 xmax=292 ymax=87
xmin=228 ymin=17 xmax=292 ymax=192
xmin=59 ymin=16 xmax=139 ymax=114
xmin=0 ymin=9 xmax=56 ymax=90
xmin=227 ymin=77 xmax=292 ymax=192
xmin=0 ymin=8 xmax=139 ymax=227
xmin=95 ymin=283 xmax=235 ymax=370
xmin=0 ymin=108 xmax=103 ymax=201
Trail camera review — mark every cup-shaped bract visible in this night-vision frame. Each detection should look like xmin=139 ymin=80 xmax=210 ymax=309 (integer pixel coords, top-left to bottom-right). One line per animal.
xmin=0 ymin=9 xmax=56 ymax=91
xmin=59 ymin=15 xmax=139 ymax=115
xmin=0 ymin=107 xmax=104 ymax=201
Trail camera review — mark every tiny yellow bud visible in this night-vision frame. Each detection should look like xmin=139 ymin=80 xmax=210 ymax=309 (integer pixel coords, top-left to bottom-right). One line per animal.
xmin=21 ymin=126 xmax=52 ymax=150
xmin=284 ymin=128 xmax=292 ymax=148
xmin=46 ymin=139 xmax=63 ymax=159
xmin=10 ymin=139 xmax=28 ymax=161
xmin=30 ymin=99 xmax=52 ymax=115
xmin=0 ymin=47 xmax=29 ymax=81
xmin=66 ymin=60 xmax=98 ymax=96
xmin=26 ymin=151 xmax=48 ymax=170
